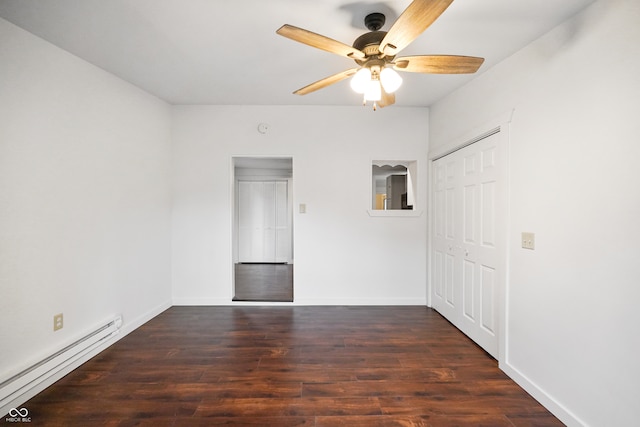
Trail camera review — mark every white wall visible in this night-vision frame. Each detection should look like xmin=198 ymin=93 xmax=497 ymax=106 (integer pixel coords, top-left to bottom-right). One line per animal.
xmin=429 ymin=0 xmax=640 ymax=425
xmin=171 ymin=105 xmax=429 ymax=305
xmin=0 ymin=17 xmax=173 ymax=387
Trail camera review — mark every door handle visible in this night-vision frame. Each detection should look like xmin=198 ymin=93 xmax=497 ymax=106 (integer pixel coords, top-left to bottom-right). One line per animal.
xmin=454 ymin=246 xmax=469 ymax=257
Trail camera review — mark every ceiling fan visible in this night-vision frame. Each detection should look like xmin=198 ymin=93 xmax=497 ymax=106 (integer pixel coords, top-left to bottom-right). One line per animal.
xmin=276 ymin=0 xmax=484 ymax=109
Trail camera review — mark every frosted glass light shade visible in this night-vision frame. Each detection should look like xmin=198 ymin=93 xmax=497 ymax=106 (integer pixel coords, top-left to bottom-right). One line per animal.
xmin=364 ymin=79 xmax=382 ymax=101
xmin=380 ymin=67 xmax=403 ymax=93
xmin=350 ymin=68 xmax=372 ymax=94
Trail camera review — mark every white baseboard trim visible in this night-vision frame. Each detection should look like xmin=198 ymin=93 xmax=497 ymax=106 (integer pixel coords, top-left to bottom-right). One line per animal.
xmin=0 ymin=300 xmax=171 ymax=418
xmin=500 ymin=360 xmax=586 ymax=427
xmin=118 ymin=300 xmax=173 ymax=338
xmin=293 ymin=297 xmax=428 ymax=306
xmin=173 ymin=297 xmax=427 ymax=306
xmin=172 ymin=297 xmax=231 ymax=305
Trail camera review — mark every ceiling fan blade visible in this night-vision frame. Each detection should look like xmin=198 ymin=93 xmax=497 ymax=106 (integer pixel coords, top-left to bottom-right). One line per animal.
xmin=380 ymin=0 xmax=454 ymax=56
xmin=277 ymin=25 xmax=365 ymax=60
xmin=293 ymin=68 xmax=359 ymax=96
xmin=378 ymin=89 xmax=396 ymax=108
xmin=394 ymin=55 xmax=484 ymax=74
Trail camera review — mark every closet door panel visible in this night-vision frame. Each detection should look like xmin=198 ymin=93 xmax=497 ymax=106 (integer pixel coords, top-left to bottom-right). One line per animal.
xmin=238 ymin=180 xmax=290 ymax=263
xmin=431 ymin=130 xmax=506 ymax=359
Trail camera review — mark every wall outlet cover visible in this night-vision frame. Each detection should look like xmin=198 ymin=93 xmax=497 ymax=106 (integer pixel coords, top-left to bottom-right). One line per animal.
xmin=522 ymin=232 xmax=535 ymax=250
xmin=53 ymin=313 xmax=63 ymax=331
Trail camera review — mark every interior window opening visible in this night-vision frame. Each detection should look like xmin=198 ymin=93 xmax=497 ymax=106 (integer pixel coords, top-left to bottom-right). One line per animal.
xmin=372 ymin=160 xmax=417 ymax=210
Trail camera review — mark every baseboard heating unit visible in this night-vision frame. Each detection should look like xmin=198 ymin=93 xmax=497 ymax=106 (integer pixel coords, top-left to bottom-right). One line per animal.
xmin=0 ymin=314 xmax=123 ymax=415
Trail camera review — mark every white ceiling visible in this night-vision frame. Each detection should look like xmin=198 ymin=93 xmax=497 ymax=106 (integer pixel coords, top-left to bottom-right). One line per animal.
xmin=0 ymin=0 xmax=596 ymax=107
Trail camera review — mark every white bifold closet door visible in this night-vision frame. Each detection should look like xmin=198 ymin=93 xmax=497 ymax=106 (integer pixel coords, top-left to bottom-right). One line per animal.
xmin=238 ymin=180 xmax=290 ymax=263
xmin=431 ymin=130 xmax=506 ymax=359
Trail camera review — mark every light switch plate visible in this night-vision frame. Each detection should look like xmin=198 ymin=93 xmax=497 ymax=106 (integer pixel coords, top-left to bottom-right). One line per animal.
xmin=299 ymin=203 xmax=306 ymax=214
xmin=522 ymin=232 xmax=535 ymax=250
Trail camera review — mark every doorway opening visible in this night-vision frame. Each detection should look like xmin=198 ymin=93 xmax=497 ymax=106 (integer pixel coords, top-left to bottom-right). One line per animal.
xmin=232 ymin=157 xmax=293 ymax=302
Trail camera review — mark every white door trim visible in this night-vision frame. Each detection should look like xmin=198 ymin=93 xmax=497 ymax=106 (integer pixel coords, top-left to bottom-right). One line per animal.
xmin=429 ymin=110 xmax=515 ymax=160
xmin=230 ymin=156 xmax=294 ymax=301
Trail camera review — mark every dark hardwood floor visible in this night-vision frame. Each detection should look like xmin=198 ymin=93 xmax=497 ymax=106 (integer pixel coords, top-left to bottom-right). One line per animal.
xmin=234 ymin=263 xmax=293 ymax=302
xmin=20 ymin=307 xmax=563 ymax=426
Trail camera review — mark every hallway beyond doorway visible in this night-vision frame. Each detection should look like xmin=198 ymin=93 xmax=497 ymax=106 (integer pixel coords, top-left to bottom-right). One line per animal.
xmin=233 ymin=263 xmax=293 ymax=302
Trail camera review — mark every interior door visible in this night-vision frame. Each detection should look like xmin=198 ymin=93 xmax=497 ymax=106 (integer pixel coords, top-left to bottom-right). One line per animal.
xmin=432 ymin=157 xmax=460 ymax=324
xmin=238 ymin=180 xmax=290 ymax=263
xmin=431 ymin=130 xmax=506 ymax=358
xmin=273 ymin=180 xmax=290 ymax=262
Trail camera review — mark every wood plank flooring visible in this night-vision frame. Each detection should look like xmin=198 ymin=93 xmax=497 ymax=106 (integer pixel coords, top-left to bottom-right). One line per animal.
xmin=21 ymin=307 xmax=563 ymax=426
xmin=234 ymin=263 xmax=293 ymax=302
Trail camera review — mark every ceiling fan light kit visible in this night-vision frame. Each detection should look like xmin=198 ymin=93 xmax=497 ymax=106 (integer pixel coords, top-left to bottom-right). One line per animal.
xmin=380 ymin=67 xmax=403 ymax=93
xmin=365 ymin=78 xmax=382 ymax=103
xmin=276 ymin=0 xmax=484 ymax=110
xmin=351 ymin=66 xmax=401 ymax=103
xmin=350 ymin=68 xmax=372 ymax=94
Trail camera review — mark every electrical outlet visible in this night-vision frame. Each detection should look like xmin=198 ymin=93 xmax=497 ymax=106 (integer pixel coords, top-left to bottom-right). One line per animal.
xmin=521 ymin=232 xmax=535 ymax=250
xmin=53 ymin=313 xmax=63 ymax=331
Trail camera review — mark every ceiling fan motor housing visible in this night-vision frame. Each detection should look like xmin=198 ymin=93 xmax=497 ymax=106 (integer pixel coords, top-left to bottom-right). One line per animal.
xmin=352 ymin=31 xmax=390 ymax=64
